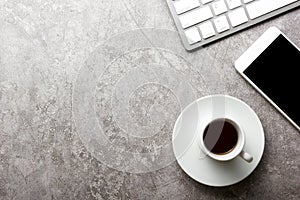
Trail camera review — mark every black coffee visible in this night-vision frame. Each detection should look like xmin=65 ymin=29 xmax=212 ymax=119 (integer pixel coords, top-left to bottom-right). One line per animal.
xmin=203 ymin=119 xmax=238 ymax=155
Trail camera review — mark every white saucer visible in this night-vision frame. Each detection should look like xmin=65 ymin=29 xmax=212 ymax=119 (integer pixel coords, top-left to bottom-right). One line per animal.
xmin=172 ymin=95 xmax=265 ymax=187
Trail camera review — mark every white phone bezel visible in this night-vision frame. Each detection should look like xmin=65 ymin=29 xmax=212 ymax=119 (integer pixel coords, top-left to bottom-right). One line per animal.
xmin=235 ymin=26 xmax=300 ymax=132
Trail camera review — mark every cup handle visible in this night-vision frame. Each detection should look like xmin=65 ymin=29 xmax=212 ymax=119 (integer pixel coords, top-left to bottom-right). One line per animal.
xmin=239 ymin=150 xmax=253 ymax=163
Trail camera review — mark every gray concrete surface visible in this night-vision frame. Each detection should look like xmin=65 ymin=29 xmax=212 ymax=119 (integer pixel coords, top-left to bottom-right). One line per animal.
xmin=0 ymin=0 xmax=299 ymax=199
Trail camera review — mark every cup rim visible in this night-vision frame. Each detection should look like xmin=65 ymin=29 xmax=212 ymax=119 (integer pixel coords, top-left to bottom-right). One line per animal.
xmin=198 ymin=117 xmax=245 ymax=161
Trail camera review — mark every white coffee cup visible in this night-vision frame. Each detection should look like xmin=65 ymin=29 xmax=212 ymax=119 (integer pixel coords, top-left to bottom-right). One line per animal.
xmin=198 ymin=118 xmax=253 ymax=163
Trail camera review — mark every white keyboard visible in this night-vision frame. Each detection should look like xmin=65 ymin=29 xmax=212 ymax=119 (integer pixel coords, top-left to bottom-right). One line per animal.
xmin=166 ymin=0 xmax=300 ymax=50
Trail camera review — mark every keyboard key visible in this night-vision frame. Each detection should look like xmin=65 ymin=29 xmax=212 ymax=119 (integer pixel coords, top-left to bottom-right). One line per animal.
xmin=201 ymin=0 xmax=214 ymax=4
xmin=185 ymin=27 xmax=202 ymax=44
xmin=174 ymin=0 xmax=200 ymax=15
xmin=214 ymin=15 xmax=230 ymax=33
xmin=179 ymin=6 xmax=213 ymax=29
xmin=212 ymin=0 xmax=228 ymax=15
xmin=226 ymin=0 xmax=242 ymax=9
xmin=228 ymin=7 xmax=248 ymax=27
xmin=246 ymin=0 xmax=297 ymax=20
xmin=199 ymin=21 xmax=216 ymax=39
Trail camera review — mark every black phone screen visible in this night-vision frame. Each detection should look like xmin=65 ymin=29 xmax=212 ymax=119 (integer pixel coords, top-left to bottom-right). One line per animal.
xmin=244 ymin=34 xmax=300 ymax=128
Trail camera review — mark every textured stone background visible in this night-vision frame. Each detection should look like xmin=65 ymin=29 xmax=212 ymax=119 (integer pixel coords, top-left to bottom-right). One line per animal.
xmin=0 ymin=0 xmax=299 ymax=199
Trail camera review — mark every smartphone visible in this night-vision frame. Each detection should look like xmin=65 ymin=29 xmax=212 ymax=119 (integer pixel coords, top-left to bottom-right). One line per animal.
xmin=235 ymin=27 xmax=300 ymax=132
